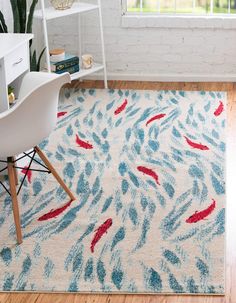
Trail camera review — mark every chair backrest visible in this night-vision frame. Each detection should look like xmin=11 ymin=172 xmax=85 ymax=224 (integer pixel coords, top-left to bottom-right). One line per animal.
xmin=0 ymin=72 xmax=71 ymax=158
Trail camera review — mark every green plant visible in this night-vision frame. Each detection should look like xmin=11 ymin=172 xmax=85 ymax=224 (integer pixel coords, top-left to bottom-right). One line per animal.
xmin=30 ymin=47 xmax=46 ymax=72
xmin=0 ymin=10 xmax=8 ymax=33
xmin=0 ymin=0 xmax=45 ymax=71
xmin=8 ymin=86 xmax=14 ymax=95
xmin=10 ymin=0 xmax=38 ymax=34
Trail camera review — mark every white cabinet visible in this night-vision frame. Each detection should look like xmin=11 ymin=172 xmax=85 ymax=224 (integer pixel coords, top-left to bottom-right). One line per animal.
xmin=4 ymin=43 xmax=29 ymax=85
xmin=0 ymin=33 xmax=33 ymax=113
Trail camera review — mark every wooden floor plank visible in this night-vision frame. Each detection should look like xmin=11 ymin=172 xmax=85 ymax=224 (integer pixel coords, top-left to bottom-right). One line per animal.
xmin=0 ymin=81 xmax=234 ymax=303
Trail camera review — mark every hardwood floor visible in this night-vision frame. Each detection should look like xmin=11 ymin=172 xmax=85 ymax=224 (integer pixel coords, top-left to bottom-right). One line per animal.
xmin=1 ymin=81 xmax=235 ymax=303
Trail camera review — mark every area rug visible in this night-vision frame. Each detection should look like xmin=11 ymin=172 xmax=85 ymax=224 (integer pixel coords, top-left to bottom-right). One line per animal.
xmin=0 ymin=89 xmax=226 ymax=294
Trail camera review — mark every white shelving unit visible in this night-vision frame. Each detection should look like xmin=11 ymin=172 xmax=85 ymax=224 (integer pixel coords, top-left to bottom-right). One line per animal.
xmin=34 ymin=0 xmax=108 ymax=88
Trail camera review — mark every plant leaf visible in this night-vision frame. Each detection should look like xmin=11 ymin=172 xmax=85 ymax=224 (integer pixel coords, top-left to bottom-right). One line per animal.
xmin=30 ymin=49 xmax=37 ymax=71
xmin=10 ymin=0 xmax=20 ymax=33
xmin=26 ymin=0 xmax=38 ymax=33
xmin=36 ymin=47 xmax=46 ymax=71
xmin=17 ymin=0 xmax=27 ymax=33
xmin=0 ymin=10 xmax=8 ymax=33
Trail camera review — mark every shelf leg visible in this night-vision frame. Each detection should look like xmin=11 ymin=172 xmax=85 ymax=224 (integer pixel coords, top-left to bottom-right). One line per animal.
xmin=78 ymin=14 xmax=83 ymax=82
xmin=98 ymin=0 xmax=108 ymax=89
xmin=40 ymin=0 xmax=51 ymax=73
xmin=78 ymin=15 xmax=82 ymax=66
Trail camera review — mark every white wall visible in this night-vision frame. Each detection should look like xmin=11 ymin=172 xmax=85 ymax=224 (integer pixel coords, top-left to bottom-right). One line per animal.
xmin=2 ymin=0 xmax=236 ymax=81
xmin=0 ymin=1 xmax=12 ymax=31
xmin=48 ymin=0 xmax=236 ymax=81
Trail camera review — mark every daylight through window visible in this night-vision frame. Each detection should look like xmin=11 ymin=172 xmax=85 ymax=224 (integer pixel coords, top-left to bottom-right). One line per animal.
xmin=127 ymin=0 xmax=236 ymax=14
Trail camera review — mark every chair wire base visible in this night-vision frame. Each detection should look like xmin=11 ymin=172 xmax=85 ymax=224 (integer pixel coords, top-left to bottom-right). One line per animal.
xmin=0 ymin=148 xmax=51 ymax=196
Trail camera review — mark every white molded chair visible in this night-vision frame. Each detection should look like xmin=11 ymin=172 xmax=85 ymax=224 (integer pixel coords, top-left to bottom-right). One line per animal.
xmin=0 ymin=72 xmax=75 ymax=244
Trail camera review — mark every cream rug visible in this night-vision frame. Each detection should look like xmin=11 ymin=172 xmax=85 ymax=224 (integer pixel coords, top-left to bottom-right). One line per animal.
xmin=0 ymin=89 xmax=226 ymax=294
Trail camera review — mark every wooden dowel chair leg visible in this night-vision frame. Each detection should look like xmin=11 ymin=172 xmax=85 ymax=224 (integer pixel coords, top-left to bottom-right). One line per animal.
xmin=7 ymin=157 xmax=22 ymax=245
xmin=34 ymin=146 xmax=75 ymax=201
xmin=13 ymin=157 xmax=18 ymax=185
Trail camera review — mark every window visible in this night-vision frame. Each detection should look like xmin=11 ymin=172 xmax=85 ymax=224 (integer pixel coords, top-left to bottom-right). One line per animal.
xmin=126 ymin=0 xmax=236 ymax=14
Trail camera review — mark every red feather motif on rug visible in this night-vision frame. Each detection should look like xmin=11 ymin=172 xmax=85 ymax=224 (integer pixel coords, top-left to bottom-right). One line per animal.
xmin=76 ymin=134 xmax=93 ymax=149
xmin=57 ymin=111 xmax=67 ymax=118
xmin=114 ymin=99 xmax=128 ymax=115
xmin=214 ymin=101 xmax=224 ymax=117
xmin=186 ymin=199 xmax=216 ymax=223
xmin=137 ymin=166 xmax=160 ymax=185
xmin=38 ymin=199 xmax=74 ymax=221
xmin=146 ymin=113 xmax=166 ymax=126
xmin=184 ymin=136 xmax=209 ymax=150
xmin=21 ymin=166 xmax=32 ymax=183
xmin=90 ymin=218 xmax=113 ymax=253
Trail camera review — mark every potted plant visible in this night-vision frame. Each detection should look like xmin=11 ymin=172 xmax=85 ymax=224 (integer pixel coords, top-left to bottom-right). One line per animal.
xmin=8 ymin=86 xmax=15 ymax=105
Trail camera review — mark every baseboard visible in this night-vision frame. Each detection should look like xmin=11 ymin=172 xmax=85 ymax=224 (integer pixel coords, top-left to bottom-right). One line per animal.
xmin=86 ymin=72 xmax=236 ymax=82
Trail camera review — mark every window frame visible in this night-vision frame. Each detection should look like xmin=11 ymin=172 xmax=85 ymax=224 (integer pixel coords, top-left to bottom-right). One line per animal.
xmin=121 ymin=0 xmax=236 ymax=29
xmin=122 ymin=0 xmax=235 ymax=17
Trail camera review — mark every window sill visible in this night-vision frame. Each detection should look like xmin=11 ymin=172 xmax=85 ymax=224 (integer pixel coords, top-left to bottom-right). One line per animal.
xmin=121 ymin=14 xmax=236 ymax=29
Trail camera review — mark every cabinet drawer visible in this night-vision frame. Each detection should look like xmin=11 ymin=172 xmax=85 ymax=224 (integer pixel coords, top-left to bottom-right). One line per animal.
xmin=5 ymin=43 xmax=28 ymax=84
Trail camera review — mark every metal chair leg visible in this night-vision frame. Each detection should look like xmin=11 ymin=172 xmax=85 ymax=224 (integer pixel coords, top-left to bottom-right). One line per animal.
xmin=7 ymin=157 xmax=22 ymax=244
xmin=34 ymin=146 xmax=75 ymax=201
